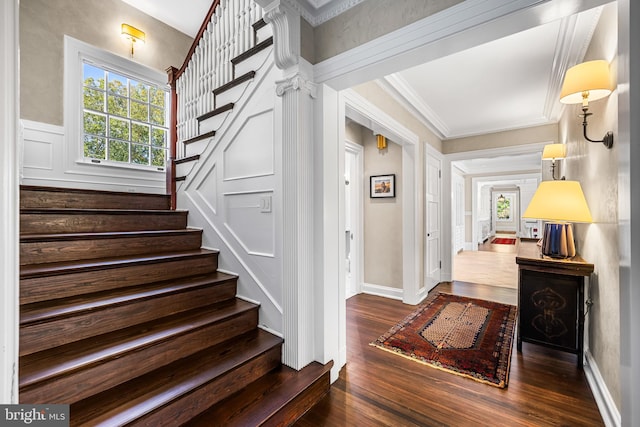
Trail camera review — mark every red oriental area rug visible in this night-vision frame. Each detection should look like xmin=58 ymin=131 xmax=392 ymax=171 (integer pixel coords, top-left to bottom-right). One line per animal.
xmin=491 ymin=237 xmax=516 ymax=245
xmin=370 ymin=293 xmax=517 ymax=388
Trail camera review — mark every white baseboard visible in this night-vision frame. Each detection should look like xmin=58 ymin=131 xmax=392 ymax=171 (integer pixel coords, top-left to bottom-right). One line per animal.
xmin=362 ymin=282 xmax=403 ymax=300
xmin=584 ymin=350 xmax=621 ymax=427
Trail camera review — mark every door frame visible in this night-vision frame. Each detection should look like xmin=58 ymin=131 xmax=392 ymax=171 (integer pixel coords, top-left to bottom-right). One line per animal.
xmin=342 ymin=89 xmax=423 ymax=305
xmin=425 ymin=148 xmax=443 ymax=292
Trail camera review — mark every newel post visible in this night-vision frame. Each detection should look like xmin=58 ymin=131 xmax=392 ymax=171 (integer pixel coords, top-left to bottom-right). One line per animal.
xmin=166 ymin=66 xmax=178 ymax=209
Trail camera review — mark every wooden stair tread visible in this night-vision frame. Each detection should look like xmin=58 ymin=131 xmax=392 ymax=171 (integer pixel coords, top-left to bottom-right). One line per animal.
xmin=21 ymin=207 xmax=187 ymax=215
xmin=213 ymin=71 xmax=256 ymax=96
xmin=20 ymin=228 xmax=201 ymax=243
xmin=20 ymin=271 xmax=237 ymax=324
xmin=183 ymin=130 xmax=216 ymax=145
xmin=197 ymin=102 xmax=234 ymax=122
xmin=252 ymin=18 xmax=267 ymax=31
xmin=20 ymin=186 xmax=170 ymax=210
xmin=20 ymin=248 xmax=218 ymax=279
xmin=70 ymin=329 xmax=283 ymax=426
xmin=20 ymin=299 xmax=258 ymax=388
xmin=232 ymin=37 xmax=274 ymax=66
xmin=187 ymin=361 xmax=333 ymax=427
xmin=175 ymin=154 xmax=200 ymax=164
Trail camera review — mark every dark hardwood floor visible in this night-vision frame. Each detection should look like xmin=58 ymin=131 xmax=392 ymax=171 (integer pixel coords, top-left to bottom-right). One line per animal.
xmin=296 ymin=281 xmax=604 ymax=427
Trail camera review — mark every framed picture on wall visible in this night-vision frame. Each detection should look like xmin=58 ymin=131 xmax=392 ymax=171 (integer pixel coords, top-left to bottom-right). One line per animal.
xmin=370 ymin=174 xmax=395 ymax=198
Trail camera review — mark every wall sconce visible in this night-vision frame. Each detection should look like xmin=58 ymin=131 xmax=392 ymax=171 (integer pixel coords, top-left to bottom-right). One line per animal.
xmin=542 ymin=143 xmax=566 ymax=180
xmin=523 ymin=180 xmax=592 ymax=258
xmin=560 ymin=60 xmax=613 ymax=148
xmin=121 ymin=23 xmax=145 ymax=57
xmin=376 ymin=134 xmax=387 ymax=151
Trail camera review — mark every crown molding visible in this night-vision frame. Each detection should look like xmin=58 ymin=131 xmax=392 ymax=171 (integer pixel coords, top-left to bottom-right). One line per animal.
xmin=290 ymin=0 xmax=367 ymax=26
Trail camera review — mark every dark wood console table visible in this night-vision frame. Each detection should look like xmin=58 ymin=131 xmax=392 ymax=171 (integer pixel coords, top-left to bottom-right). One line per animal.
xmin=515 ymin=240 xmax=594 ymax=368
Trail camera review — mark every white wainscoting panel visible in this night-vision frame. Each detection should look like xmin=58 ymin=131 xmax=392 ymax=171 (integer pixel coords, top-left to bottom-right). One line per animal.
xmin=224 ymin=190 xmax=275 ymax=257
xmin=21 ymin=120 xmax=165 ymax=193
xmin=223 ymin=110 xmax=274 ymax=180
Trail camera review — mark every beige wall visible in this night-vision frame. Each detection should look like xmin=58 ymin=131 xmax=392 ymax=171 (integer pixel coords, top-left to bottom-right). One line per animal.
xmin=345 ymin=119 xmax=365 ymax=146
xmin=559 ymin=3 xmax=620 ymax=409
xmin=20 ymin=0 xmax=193 ymax=125
xmin=310 ymin=0 xmax=463 ymax=64
xmin=443 ymin=124 xmax=559 ymax=154
xmin=363 ymin=133 xmax=403 ymax=289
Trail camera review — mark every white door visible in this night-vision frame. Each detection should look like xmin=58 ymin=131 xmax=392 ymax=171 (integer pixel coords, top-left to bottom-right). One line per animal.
xmin=425 ymin=154 xmax=441 ymax=290
xmin=452 ymin=171 xmax=465 ymax=253
xmin=345 ymin=142 xmax=362 ymax=299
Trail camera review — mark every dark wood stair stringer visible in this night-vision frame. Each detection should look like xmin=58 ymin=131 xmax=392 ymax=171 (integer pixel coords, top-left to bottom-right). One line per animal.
xmin=18 ymin=185 xmax=331 ymax=425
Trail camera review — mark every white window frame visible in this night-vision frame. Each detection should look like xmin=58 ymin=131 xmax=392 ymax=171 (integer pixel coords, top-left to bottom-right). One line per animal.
xmin=64 ymin=36 xmax=168 ymax=173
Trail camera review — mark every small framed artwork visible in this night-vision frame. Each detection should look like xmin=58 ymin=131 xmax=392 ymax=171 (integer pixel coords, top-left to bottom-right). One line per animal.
xmin=370 ymin=174 xmax=395 ymax=198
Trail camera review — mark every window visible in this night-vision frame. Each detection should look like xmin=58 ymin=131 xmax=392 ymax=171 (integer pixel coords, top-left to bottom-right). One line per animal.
xmin=82 ymin=62 xmax=168 ymax=168
xmin=65 ymin=36 xmax=169 ymax=174
xmin=496 ymin=195 xmax=512 ymax=221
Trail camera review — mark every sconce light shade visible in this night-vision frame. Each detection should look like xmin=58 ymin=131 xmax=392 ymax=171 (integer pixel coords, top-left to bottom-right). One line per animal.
xmin=121 ymin=23 xmax=145 ymax=56
xmin=121 ymin=24 xmax=146 ymax=43
xmin=560 ymin=60 xmax=611 ymax=106
xmin=376 ymin=134 xmax=387 ymax=150
xmin=523 ymin=180 xmax=592 ymax=223
xmin=542 ymin=143 xmax=567 ymax=160
xmin=559 ymin=60 xmax=614 ymax=148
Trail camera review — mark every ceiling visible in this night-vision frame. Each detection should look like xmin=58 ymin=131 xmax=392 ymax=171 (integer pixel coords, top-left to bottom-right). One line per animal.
xmin=120 ymin=0 xmax=604 ymax=176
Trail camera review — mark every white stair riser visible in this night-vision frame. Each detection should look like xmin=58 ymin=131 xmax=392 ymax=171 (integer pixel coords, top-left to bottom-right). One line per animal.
xmin=184 ymin=137 xmax=212 ymax=158
xmin=176 ymin=160 xmax=198 ymax=177
xmin=216 ymin=81 xmax=253 ymax=109
xmin=234 ymin=46 xmax=272 ymax=80
xmin=255 ymin=25 xmax=272 ymax=45
xmin=199 ymin=109 xmax=233 ymax=135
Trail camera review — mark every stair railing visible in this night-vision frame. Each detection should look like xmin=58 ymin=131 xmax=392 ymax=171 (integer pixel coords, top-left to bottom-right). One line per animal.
xmin=167 ymin=0 xmax=263 ymax=207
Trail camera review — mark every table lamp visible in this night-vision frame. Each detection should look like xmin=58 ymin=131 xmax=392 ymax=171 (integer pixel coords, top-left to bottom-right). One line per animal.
xmin=522 ymin=180 xmax=592 ymax=258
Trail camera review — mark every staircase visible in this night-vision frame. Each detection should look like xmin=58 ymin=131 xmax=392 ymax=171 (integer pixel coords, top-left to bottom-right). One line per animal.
xmin=172 ymin=18 xmax=274 ymax=184
xmin=19 ymin=185 xmax=332 ymax=426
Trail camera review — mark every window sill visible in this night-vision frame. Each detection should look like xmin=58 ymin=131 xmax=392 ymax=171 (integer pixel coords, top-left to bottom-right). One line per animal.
xmin=77 ymin=158 xmax=165 ymax=173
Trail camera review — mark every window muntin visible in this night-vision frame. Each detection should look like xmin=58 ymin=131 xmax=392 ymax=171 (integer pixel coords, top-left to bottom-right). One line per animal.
xmin=82 ymin=62 xmax=168 ymax=169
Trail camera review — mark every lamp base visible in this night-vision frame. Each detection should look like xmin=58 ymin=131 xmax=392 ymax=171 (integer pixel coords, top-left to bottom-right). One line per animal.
xmin=541 ymin=223 xmax=576 ymax=258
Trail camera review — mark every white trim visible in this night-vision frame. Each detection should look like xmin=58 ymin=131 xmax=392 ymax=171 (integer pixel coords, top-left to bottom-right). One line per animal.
xmin=584 ymin=350 xmax=621 ymax=427
xmin=362 ymin=283 xmax=403 ymax=301
xmin=341 ymin=89 xmax=422 ymax=305
xmin=0 ymin=0 xmax=19 ymax=403
xmin=63 ymin=35 xmax=168 ymax=175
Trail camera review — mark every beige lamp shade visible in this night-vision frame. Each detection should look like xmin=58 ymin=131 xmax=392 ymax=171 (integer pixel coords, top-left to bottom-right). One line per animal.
xmin=542 ymin=143 xmax=567 ymax=160
xmin=523 ymin=180 xmax=592 ymax=223
xmin=560 ymin=60 xmax=611 ymax=105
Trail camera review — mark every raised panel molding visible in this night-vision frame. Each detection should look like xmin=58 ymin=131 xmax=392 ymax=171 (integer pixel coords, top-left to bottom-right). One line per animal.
xmin=223 ymin=110 xmax=275 ymax=181
xmin=195 ymin=162 xmax=218 ymax=215
xmin=223 ymin=190 xmax=275 ymax=257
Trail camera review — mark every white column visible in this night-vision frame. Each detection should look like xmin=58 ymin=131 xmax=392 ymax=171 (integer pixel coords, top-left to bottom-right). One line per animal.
xmin=259 ymin=0 xmax=317 ymax=370
xmin=275 ymin=71 xmax=317 ymax=369
xmin=0 ymin=0 xmax=20 ymax=403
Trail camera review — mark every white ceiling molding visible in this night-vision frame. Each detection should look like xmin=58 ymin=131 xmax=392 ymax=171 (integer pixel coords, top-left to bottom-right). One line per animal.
xmin=543 ymin=7 xmax=603 ymax=123
xmin=376 ymin=76 xmax=448 ymax=140
xmin=288 ymin=0 xmax=367 ymax=26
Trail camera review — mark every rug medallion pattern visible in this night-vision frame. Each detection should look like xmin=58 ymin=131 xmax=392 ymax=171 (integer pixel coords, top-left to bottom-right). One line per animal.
xmin=371 ymin=292 xmax=517 ymax=388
